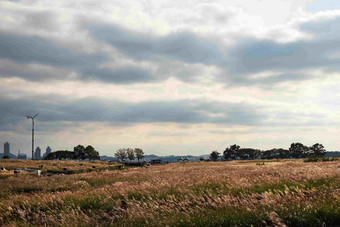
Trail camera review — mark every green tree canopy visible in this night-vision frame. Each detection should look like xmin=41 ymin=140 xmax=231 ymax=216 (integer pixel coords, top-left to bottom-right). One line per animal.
xmin=310 ymin=143 xmax=326 ymax=157
xmin=85 ymin=145 xmax=100 ymax=160
xmin=289 ymin=143 xmax=309 ymax=158
xmin=210 ymin=151 xmax=220 ymax=161
xmin=44 ymin=150 xmax=73 ymax=160
xmin=2 ymin=154 xmax=9 ymax=159
xmin=223 ymin=144 xmax=240 ymax=160
xmin=74 ymin=145 xmax=86 ymax=160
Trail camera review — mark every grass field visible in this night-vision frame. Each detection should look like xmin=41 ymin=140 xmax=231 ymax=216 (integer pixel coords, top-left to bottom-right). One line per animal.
xmin=0 ymin=159 xmax=339 ymax=226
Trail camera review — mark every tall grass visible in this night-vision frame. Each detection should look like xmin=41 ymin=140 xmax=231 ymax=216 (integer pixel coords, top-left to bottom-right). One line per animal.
xmin=0 ymin=159 xmax=339 ymax=226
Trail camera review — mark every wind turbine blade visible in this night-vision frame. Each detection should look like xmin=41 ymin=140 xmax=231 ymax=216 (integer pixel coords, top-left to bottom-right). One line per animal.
xmin=33 ymin=113 xmax=39 ymax=118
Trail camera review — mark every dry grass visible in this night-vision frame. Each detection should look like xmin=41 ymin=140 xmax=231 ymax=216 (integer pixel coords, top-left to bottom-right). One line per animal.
xmin=0 ymin=159 xmax=112 ymax=171
xmin=0 ymin=159 xmax=339 ymax=226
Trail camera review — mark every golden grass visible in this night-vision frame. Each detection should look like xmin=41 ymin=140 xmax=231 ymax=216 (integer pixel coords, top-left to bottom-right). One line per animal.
xmin=0 ymin=159 xmax=111 ymax=171
xmin=0 ymin=159 xmax=339 ymax=226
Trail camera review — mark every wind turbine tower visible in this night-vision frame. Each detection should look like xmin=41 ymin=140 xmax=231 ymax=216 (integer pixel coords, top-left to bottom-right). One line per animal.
xmin=26 ymin=113 xmax=39 ymax=160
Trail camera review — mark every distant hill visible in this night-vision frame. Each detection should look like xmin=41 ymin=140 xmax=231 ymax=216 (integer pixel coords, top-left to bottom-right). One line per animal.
xmin=100 ymin=155 xmax=117 ymax=161
xmin=325 ymin=151 xmax=340 ymax=157
xmin=145 ymin=155 xmax=206 ymax=162
xmin=0 ymin=153 xmax=17 ymax=159
xmin=101 ymin=152 xmax=339 ymax=162
xmin=100 ymin=154 xmax=209 ymax=162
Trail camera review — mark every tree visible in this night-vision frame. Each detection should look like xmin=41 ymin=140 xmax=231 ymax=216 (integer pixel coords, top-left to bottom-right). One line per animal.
xmin=74 ymin=145 xmax=86 ymax=160
xmin=223 ymin=144 xmax=240 ymax=160
xmin=134 ymin=148 xmax=144 ymax=163
xmin=261 ymin=149 xmax=273 ymax=159
xmin=310 ymin=143 xmax=326 ymax=157
xmin=126 ymin=148 xmax=135 ymax=162
xmin=2 ymin=154 xmax=9 ymax=159
xmin=289 ymin=143 xmax=308 ymax=158
xmin=44 ymin=150 xmax=73 ymax=160
xmin=85 ymin=145 xmax=100 ymax=160
xmin=115 ymin=148 xmax=127 ymax=162
xmin=238 ymin=148 xmax=260 ymax=160
xmin=210 ymin=151 xmax=220 ymax=161
xmin=261 ymin=148 xmax=288 ymax=159
xmin=277 ymin=148 xmax=290 ymax=159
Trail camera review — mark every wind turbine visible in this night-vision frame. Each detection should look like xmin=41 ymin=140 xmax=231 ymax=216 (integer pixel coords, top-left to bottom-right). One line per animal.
xmin=26 ymin=113 xmax=39 ymax=160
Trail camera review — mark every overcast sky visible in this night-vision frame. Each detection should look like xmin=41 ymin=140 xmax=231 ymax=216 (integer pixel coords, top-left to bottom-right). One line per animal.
xmin=1 ymin=0 xmax=340 ymax=157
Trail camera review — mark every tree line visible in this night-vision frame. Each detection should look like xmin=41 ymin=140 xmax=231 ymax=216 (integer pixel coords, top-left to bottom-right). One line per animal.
xmin=209 ymin=143 xmax=326 ymax=161
xmin=44 ymin=145 xmax=100 ymax=160
xmin=114 ymin=148 xmax=145 ymax=162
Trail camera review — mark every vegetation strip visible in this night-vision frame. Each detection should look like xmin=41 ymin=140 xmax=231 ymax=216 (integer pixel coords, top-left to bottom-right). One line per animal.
xmin=0 ymin=160 xmax=339 ymax=226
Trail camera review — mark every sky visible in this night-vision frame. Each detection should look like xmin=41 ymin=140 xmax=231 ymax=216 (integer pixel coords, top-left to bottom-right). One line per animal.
xmin=1 ymin=0 xmax=340 ymax=157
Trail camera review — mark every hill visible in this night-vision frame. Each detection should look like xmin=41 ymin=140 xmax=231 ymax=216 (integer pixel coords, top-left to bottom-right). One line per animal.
xmin=0 ymin=153 xmax=17 ymax=159
xmin=325 ymin=151 xmax=340 ymax=157
xmin=100 ymin=154 xmax=210 ymax=162
xmin=101 ymin=151 xmax=339 ymax=162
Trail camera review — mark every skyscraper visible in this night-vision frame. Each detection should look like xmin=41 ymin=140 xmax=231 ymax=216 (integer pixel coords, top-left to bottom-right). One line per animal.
xmin=34 ymin=147 xmax=41 ymax=160
xmin=4 ymin=142 xmax=10 ymax=155
xmin=43 ymin=146 xmax=52 ymax=159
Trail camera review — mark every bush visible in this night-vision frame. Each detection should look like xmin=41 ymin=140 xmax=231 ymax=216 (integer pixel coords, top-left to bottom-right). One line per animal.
xmin=2 ymin=155 xmax=10 ymax=159
xmin=124 ymin=162 xmax=144 ymax=167
xmin=304 ymin=156 xmax=339 ymax=162
xmin=304 ymin=156 xmax=320 ymax=162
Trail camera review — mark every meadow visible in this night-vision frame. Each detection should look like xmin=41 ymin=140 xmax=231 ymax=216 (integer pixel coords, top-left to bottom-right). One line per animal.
xmin=0 ymin=159 xmax=339 ymax=226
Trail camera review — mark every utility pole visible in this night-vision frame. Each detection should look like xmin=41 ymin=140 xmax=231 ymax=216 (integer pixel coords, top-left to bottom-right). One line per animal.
xmin=26 ymin=113 xmax=39 ymax=160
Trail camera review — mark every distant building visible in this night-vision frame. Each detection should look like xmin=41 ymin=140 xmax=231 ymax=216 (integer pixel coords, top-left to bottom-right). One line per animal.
xmin=150 ymin=159 xmax=162 ymax=165
xmin=18 ymin=153 xmax=27 ymax=160
xmin=18 ymin=150 xmax=27 ymax=160
xmin=4 ymin=142 xmax=10 ymax=155
xmin=34 ymin=147 xmax=41 ymax=160
xmin=43 ymin=146 xmax=52 ymax=159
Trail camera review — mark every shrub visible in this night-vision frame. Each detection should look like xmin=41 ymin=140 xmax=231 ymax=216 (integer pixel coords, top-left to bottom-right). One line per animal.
xmin=2 ymin=155 xmax=10 ymax=159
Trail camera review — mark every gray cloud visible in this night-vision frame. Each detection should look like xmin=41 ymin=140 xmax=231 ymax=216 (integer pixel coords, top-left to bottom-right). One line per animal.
xmin=0 ymin=32 xmax=155 ymax=83
xmin=227 ymin=38 xmax=340 ymax=75
xmin=0 ymin=95 xmax=265 ymax=132
xmin=221 ymin=72 xmax=309 ymax=88
xmin=255 ymin=74 xmax=307 ymax=84
xmin=0 ymin=33 xmax=105 ymax=68
xmin=301 ymin=16 xmax=340 ymax=40
xmin=3 ymin=15 xmax=340 ymax=87
xmin=24 ymin=10 xmax=59 ymax=30
xmin=1 ymin=93 xmax=333 ymax=134
xmin=89 ymin=25 xmax=225 ymax=65
xmin=89 ymin=18 xmax=340 ymax=86
xmin=223 ymin=16 xmax=340 ymax=84
xmin=81 ymin=66 xmax=155 ymax=83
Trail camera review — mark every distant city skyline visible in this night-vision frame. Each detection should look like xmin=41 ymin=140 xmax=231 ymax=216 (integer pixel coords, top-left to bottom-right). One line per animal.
xmin=1 ymin=141 xmax=52 ymax=159
xmin=2 ymin=0 xmax=340 ymax=156
xmin=17 ymin=150 xmax=27 ymax=159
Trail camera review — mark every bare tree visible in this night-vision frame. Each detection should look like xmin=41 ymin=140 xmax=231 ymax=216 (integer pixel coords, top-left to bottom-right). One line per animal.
xmin=134 ymin=148 xmax=144 ymax=163
xmin=127 ymin=148 xmax=135 ymax=162
xmin=115 ymin=148 xmax=127 ymax=162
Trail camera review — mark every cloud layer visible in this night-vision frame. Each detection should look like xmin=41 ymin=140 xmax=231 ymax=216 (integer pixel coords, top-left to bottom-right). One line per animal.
xmin=2 ymin=0 xmax=340 ymax=155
